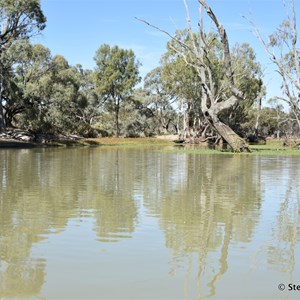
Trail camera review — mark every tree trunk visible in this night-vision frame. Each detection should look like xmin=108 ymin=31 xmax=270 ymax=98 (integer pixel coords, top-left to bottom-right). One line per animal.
xmin=183 ymin=102 xmax=191 ymax=139
xmin=205 ymin=111 xmax=250 ymax=152
xmin=0 ymin=83 xmax=5 ymax=132
xmin=0 ymin=104 xmax=5 ymax=132
xmin=254 ymin=97 xmax=261 ymax=139
xmin=211 ymin=119 xmax=250 ymax=152
xmin=115 ymin=98 xmax=120 ymax=138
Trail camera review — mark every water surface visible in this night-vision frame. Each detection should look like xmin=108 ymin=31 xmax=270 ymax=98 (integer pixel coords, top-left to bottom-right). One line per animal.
xmin=0 ymin=147 xmax=299 ymax=299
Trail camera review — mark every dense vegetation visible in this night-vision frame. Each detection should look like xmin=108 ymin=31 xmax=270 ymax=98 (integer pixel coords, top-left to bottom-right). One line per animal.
xmin=0 ymin=0 xmax=299 ymax=148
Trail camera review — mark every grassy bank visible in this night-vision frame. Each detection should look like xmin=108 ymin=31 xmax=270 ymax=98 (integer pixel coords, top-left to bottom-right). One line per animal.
xmin=81 ymin=137 xmax=300 ymax=155
xmin=0 ymin=136 xmax=174 ymax=148
xmin=249 ymin=139 xmax=300 ymax=155
xmin=80 ymin=137 xmax=174 ymax=147
xmin=1 ymin=136 xmax=299 ymax=156
xmin=161 ymin=139 xmax=300 ymax=156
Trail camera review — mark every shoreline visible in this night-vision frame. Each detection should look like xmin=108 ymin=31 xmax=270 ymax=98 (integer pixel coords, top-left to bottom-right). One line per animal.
xmin=0 ymin=136 xmax=176 ymax=148
xmin=1 ymin=135 xmax=300 ymax=156
xmin=0 ymin=138 xmax=39 ymax=148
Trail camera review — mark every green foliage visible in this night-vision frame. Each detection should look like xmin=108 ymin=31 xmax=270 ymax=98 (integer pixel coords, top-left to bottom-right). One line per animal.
xmin=262 ymin=4 xmax=300 ymax=133
xmin=241 ymin=106 xmax=289 ymax=137
xmin=94 ymin=44 xmax=141 ymax=137
xmin=148 ymin=29 xmax=264 ymax=139
xmin=160 ymin=30 xmax=203 ymax=104
xmin=219 ymin=43 xmax=264 ymax=135
xmin=0 ymin=0 xmax=46 ymax=131
xmin=94 ymin=45 xmax=140 ymax=95
xmin=0 ymin=0 xmax=46 ymax=45
xmin=0 ymin=1 xmax=298 ymax=140
xmin=3 ymin=41 xmax=91 ymax=133
xmin=1 ymin=41 xmax=51 ymax=126
xmin=143 ymin=69 xmax=177 ymax=134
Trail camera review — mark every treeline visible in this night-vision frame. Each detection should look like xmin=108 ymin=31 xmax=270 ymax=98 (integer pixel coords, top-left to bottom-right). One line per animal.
xmin=0 ymin=0 xmax=299 ymax=142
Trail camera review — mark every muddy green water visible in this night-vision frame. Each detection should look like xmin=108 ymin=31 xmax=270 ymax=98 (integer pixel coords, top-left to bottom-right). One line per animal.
xmin=0 ymin=147 xmax=299 ymax=300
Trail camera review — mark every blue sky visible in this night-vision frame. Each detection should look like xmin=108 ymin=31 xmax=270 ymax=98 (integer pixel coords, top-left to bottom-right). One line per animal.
xmin=36 ymin=0 xmax=299 ymax=102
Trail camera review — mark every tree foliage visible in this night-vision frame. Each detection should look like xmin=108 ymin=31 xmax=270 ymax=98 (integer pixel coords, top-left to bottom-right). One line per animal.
xmin=94 ymin=44 xmax=140 ymax=137
xmin=0 ymin=0 xmax=46 ymax=131
xmin=0 ymin=0 xmax=299 ymax=142
xmin=251 ymin=0 xmax=300 ymax=134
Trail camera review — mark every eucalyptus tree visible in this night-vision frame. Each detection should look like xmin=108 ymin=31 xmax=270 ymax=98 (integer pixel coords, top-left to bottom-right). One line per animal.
xmin=143 ymin=67 xmax=178 ymax=135
xmin=7 ymin=44 xmax=87 ymax=133
xmin=138 ymin=0 xmax=265 ymax=151
xmin=0 ymin=0 xmax=46 ymax=131
xmin=250 ymin=0 xmax=300 ymax=135
xmin=219 ymin=43 xmax=264 ymax=136
xmin=94 ymin=44 xmax=140 ymax=137
xmin=21 ymin=54 xmax=87 ymax=133
xmin=2 ymin=40 xmax=52 ymax=128
xmin=184 ymin=0 xmax=249 ymax=151
xmin=68 ymin=65 xmax=105 ymax=136
xmin=141 ymin=17 xmax=262 ymax=146
xmin=159 ymin=31 xmax=203 ymax=139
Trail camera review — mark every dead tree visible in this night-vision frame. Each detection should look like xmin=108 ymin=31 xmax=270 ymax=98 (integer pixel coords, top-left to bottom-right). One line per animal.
xmin=196 ymin=0 xmax=250 ymax=152
xmin=137 ymin=0 xmax=250 ymax=152
xmin=248 ymin=0 xmax=300 ymax=136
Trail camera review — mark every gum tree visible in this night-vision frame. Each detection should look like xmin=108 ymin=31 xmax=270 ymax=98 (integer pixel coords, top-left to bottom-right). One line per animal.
xmin=250 ymin=0 xmax=300 ymax=136
xmin=159 ymin=31 xmax=203 ymax=139
xmin=138 ymin=0 xmax=257 ymax=152
xmin=2 ymin=40 xmax=52 ymax=128
xmin=94 ymin=44 xmax=140 ymax=137
xmin=0 ymin=0 xmax=46 ymax=131
xmin=143 ymin=67 xmax=178 ymax=135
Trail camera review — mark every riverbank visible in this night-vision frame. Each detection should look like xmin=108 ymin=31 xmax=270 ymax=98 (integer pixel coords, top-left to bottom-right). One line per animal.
xmin=161 ymin=138 xmax=300 ymax=155
xmin=0 ymin=129 xmax=83 ymax=148
xmin=1 ymin=131 xmax=299 ymax=155
xmin=0 ymin=134 xmax=175 ymax=148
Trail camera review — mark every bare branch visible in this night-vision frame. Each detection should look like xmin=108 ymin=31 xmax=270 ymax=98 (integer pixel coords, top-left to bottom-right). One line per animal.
xmin=291 ymin=0 xmax=300 ymax=81
xmin=135 ymin=17 xmax=194 ymax=55
xmin=198 ymin=0 xmax=244 ymax=100
xmin=183 ymin=0 xmax=201 ymax=58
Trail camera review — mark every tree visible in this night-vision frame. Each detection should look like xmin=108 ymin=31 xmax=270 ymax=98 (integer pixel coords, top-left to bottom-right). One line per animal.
xmin=137 ymin=0 xmax=262 ymax=151
xmin=22 ymin=54 xmax=87 ymax=133
xmin=219 ymin=43 xmax=264 ymax=136
xmin=242 ymin=106 xmax=288 ymax=139
xmin=143 ymin=67 xmax=178 ymax=135
xmin=94 ymin=44 xmax=140 ymax=137
xmin=1 ymin=39 xmax=100 ymax=134
xmin=181 ymin=0 xmax=251 ymax=151
xmin=2 ymin=40 xmax=52 ymax=128
xmin=71 ymin=65 xmax=101 ymax=136
xmin=250 ymin=0 xmax=300 ymax=135
xmin=0 ymin=0 xmax=46 ymax=131
xmin=159 ymin=31 xmax=203 ymax=139
xmin=159 ymin=31 xmax=263 ymax=142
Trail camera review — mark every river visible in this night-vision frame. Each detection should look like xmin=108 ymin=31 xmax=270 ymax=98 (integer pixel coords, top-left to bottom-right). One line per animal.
xmin=0 ymin=147 xmax=299 ymax=299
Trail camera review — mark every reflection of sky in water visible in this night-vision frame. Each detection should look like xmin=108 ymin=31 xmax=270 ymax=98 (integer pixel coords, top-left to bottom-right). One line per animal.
xmin=0 ymin=149 xmax=300 ymax=299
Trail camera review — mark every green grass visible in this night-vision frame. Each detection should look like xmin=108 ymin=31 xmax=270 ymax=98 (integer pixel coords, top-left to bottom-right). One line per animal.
xmin=63 ymin=137 xmax=300 ymax=155
xmin=78 ymin=137 xmax=174 ymax=147
xmin=249 ymin=146 xmax=300 ymax=156
xmin=2 ymin=136 xmax=299 ymax=156
xmin=161 ymin=148 xmax=300 ymax=156
xmin=160 ymin=139 xmax=300 ymax=156
xmin=31 ymin=137 xmax=173 ymax=148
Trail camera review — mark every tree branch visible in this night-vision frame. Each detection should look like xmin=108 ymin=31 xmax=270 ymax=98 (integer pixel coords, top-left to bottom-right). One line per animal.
xmin=135 ymin=17 xmax=194 ymax=55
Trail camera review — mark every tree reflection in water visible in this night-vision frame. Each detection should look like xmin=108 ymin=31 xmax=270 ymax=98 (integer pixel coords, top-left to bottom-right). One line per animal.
xmin=0 ymin=148 xmax=139 ymax=297
xmin=0 ymin=148 xmax=299 ymax=299
xmin=142 ymin=153 xmax=262 ymax=298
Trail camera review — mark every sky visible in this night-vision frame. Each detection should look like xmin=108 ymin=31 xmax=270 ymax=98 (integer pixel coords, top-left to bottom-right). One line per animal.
xmin=35 ymin=0 xmax=299 ymax=103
